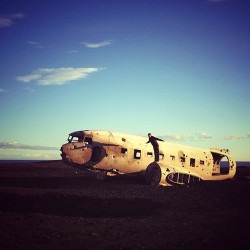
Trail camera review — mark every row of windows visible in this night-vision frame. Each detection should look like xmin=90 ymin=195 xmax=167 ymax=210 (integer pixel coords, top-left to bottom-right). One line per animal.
xmin=133 ymin=149 xmax=165 ymax=160
xmin=120 ymin=147 xmax=205 ymax=167
xmin=82 ymin=137 xmax=205 ymax=167
xmin=180 ymin=157 xmax=205 ymax=167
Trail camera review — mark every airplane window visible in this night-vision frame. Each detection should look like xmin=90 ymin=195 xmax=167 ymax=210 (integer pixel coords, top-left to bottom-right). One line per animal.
xmin=84 ymin=137 xmax=92 ymax=145
xmin=121 ymin=148 xmax=127 ymax=154
xmin=180 ymin=157 xmax=185 ymax=162
xmin=78 ymin=136 xmax=83 ymax=142
xmin=159 ymin=154 xmax=164 ymax=160
xmin=200 ymin=160 xmax=205 ymax=165
xmin=147 ymin=152 xmax=153 ymax=157
xmin=170 ymin=155 xmax=175 ymax=161
xmin=134 ymin=149 xmax=141 ymax=159
xmin=190 ymin=158 xmax=195 ymax=167
xmin=68 ymin=136 xmax=80 ymax=142
xmin=68 ymin=131 xmax=84 ymax=142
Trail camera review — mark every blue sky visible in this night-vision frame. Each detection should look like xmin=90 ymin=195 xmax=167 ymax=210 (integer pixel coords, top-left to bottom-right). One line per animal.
xmin=0 ymin=0 xmax=249 ymax=161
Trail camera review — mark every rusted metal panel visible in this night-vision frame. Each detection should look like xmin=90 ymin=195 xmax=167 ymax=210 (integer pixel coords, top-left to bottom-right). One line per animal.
xmin=61 ymin=130 xmax=236 ymax=186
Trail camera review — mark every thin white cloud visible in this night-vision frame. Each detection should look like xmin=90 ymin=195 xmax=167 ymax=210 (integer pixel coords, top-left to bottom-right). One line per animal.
xmin=0 ymin=13 xmax=25 ymax=28
xmin=162 ymin=135 xmax=186 ymax=142
xmin=225 ymin=135 xmax=244 ymax=140
xmin=27 ymin=40 xmax=44 ymax=49
xmin=0 ymin=150 xmax=59 ymax=160
xmin=162 ymin=132 xmax=212 ymax=142
xmin=197 ymin=132 xmax=212 ymax=139
xmin=83 ymin=40 xmax=113 ymax=49
xmin=162 ymin=132 xmax=249 ymax=142
xmin=16 ymin=67 xmax=101 ymax=86
xmin=0 ymin=142 xmax=58 ymax=151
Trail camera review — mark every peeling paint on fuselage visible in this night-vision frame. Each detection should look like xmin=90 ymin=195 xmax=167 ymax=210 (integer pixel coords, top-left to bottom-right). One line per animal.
xmin=61 ymin=130 xmax=236 ymax=186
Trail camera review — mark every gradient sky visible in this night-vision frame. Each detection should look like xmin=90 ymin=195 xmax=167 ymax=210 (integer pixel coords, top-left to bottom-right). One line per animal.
xmin=0 ymin=0 xmax=249 ymax=161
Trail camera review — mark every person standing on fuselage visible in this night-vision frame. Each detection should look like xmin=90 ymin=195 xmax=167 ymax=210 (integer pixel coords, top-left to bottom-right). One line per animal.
xmin=146 ymin=133 xmax=164 ymax=162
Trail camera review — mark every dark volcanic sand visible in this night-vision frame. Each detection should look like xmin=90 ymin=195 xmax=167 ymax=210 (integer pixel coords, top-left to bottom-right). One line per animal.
xmin=0 ymin=161 xmax=249 ymax=250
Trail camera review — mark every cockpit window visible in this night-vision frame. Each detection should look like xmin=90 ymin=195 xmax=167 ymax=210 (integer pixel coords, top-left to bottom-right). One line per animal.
xmin=68 ymin=135 xmax=83 ymax=142
xmin=67 ymin=132 xmax=92 ymax=144
xmin=84 ymin=137 xmax=92 ymax=145
xmin=67 ymin=131 xmax=84 ymax=143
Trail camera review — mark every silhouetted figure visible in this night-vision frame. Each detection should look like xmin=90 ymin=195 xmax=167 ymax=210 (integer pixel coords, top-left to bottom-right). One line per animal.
xmin=146 ymin=133 xmax=164 ymax=162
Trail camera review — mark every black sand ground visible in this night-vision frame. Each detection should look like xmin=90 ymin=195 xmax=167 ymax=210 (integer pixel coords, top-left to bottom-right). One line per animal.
xmin=0 ymin=161 xmax=249 ymax=250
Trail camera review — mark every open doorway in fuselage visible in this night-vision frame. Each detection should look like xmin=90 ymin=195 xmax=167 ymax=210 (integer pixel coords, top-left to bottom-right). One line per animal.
xmin=212 ymin=152 xmax=230 ymax=175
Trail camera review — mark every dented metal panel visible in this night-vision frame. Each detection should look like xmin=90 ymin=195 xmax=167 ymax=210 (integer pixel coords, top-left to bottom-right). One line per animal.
xmin=61 ymin=130 xmax=236 ymax=186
